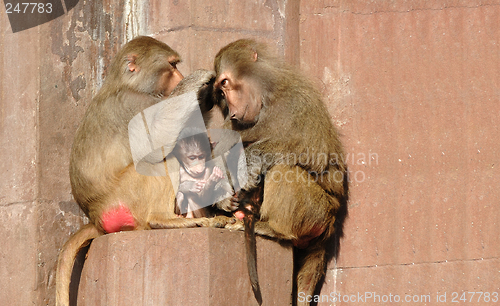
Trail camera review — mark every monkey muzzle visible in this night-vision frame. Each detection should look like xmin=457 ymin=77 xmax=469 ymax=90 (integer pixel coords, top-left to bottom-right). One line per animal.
xmin=183 ymin=162 xmax=206 ymax=178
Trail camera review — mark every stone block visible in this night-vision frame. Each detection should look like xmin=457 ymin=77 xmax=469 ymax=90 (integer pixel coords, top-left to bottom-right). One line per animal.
xmin=77 ymin=228 xmax=293 ymax=306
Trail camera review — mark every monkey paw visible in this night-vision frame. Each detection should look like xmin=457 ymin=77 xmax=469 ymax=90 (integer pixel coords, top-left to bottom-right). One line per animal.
xmin=215 ymin=197 xmax=238 ymax=212
xmin=209 ymin=215 xmax=237 ymax=228
xmin=224 ymin=219 xmax=244 ymax=231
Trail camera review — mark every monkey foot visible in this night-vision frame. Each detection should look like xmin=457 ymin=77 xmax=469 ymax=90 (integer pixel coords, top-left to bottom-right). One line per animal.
xmin=209 ymin=215 xmax=237 ymax=228
xmin=224 ymin=219 xmax=244 ymax=231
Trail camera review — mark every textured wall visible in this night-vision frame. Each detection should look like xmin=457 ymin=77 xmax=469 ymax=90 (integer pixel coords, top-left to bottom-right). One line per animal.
xmin=1 ymin=0 xmax=499 ymax=305
xmin=299 ymin=1 xmax=500 ymax=304
xmin=1 ymin=2 xmax=131 ymax=304
xmin=0 ymin=1 xmax=297 ymax=305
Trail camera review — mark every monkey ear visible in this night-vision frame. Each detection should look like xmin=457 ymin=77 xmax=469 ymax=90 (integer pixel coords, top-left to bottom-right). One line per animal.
xmin=252 ymin=51 xmax=258 ymax=62
xmin=126 ymin=54 xmax=139 ymax=72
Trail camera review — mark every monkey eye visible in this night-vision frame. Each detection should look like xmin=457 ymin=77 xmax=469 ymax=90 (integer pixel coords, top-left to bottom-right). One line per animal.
xmin=169 ymin=59 xmax=181 ymax=70
xmin=216 ymin=86 xmax=225 ymax=98
xmin=220 ymin=79 xmax=229 ymax=88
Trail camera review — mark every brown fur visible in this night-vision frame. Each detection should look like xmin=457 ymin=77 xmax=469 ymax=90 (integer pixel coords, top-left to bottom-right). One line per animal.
xmin=69 ymin=36 xmax=183 ymax=229
xmin=212 ymin=39 xmax=349 ymax=306
xmin=56 ymin=37 xmax=230 ymax=306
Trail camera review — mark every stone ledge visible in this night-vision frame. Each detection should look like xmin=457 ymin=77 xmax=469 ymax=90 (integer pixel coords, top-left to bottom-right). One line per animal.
xmin=76 ymin=227 xmax=293 ymax=306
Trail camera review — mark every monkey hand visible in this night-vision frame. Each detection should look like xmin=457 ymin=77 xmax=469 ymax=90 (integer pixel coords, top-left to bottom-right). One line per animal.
xmin=209 ymin=166 xmax=224 ymax=182
xmin=230 ymin=192 xmax=241 ymax=210
xmin=215 ymin=195 xmax=239 ymax=212
xmin=169 ymin=69 xmax=215 ymax=97
xmin=224 ymin=218 xmax=244 ymax=231
xmin=209 ymin=215 xmax=238 ymax=228
xmin=179 ymin=180 xmax=205 ymax=194
xmin=191 ymin=181 xmax=206 ymax=193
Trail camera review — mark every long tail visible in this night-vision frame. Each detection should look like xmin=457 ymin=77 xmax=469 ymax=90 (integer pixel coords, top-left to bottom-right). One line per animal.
xmin=244 ymin=212 xmax=262 ymax=305
xmin=239 ymin=182 xmax=264 ymax=305
xmin=56 ymin=223 xmax=101 ymax=306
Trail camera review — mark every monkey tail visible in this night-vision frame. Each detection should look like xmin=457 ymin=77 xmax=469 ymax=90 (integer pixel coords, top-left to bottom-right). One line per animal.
xmin=56 ymin=223 xmax=101 ymax=306
xmin=244 ymin=212 xmax=263 ymax=305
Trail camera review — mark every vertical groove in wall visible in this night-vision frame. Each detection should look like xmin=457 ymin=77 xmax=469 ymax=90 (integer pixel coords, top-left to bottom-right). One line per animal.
xmin=123 ymin=0 xmax=149 ymax=41
xmin=284 ymin=0 xmax=300 ymax=67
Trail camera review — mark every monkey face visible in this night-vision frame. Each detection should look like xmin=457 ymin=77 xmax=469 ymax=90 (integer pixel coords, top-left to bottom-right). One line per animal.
xmin=156 ymin=56 xmax=184 ymax=96
xmin=178 ymin=146 xmax=207 ymax=178
xmin=216 ymin=71 xmax=262 ymax=123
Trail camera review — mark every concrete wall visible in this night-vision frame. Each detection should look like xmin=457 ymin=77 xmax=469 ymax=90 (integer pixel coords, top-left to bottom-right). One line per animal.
xmin=300 ymin=2 xmax=500 ymax=305
xmin=1 ymin=0 xmax=499 ymax=305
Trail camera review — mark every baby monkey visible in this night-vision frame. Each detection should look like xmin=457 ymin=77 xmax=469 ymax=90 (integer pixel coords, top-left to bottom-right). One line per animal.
xmin=173 ymin=127 xmax=225 ymax=218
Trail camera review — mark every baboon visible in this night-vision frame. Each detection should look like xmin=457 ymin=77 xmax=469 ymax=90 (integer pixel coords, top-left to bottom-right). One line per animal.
xmin=172 ymin=127 xmax=225 ymax=218
xmin=211 ymin=39 xmax=349 ymax=306
xmin=56 ymin=37 xmax=225 ymax=306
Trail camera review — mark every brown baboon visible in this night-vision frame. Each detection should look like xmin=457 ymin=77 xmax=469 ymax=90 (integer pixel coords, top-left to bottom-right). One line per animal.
xmin=56 ymin=37 xmax=225 ymax=306
xmin=211 ymin=39 xmax=349 ymax=306
xmin=172 ymin=127 xmax=226 ymax=218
